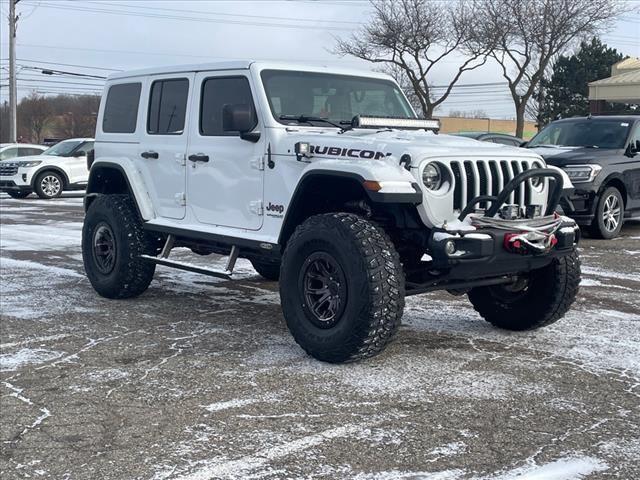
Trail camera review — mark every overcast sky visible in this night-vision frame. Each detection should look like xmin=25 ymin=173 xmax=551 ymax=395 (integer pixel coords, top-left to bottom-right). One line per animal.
xmin=1 ymin=0 xmax=638 ymax=119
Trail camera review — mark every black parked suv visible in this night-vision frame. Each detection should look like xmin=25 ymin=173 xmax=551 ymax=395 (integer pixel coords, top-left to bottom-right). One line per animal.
xmin=526 ymin=116 xmax=640 ymax=239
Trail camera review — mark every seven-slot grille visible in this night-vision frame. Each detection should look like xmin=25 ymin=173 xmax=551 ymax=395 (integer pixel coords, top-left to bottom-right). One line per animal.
xmin=450 ymin=159 xmax=544 ymax=211
xmin=0 ymin=163 xmax=19 ymax=176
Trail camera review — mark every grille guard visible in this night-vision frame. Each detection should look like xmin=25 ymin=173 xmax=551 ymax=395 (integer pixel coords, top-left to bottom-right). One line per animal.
xmin=458 ymin=168 xmax=564 ymax=221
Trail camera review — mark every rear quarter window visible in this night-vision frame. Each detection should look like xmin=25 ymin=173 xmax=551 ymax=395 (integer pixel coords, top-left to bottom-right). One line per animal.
xmin=102 ymin=82 xmax=142 ymax=134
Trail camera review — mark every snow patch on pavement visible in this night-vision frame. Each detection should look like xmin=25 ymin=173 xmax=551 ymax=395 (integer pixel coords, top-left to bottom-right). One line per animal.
xmin=1 ymin=257 xmax=83 ymax=277
xmin=203 ymin=398 xmax=260 ymax=413
xmin=479 ymin=455 xmax=607 ymax=479
xmin=0 ymin=348 xmax=64 ymax=371
xmin=0 ymin=221 xmax=82 ymax=251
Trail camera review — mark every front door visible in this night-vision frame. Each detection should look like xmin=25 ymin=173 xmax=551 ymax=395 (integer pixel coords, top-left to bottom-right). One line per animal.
xmin=187 ymin=71 xmax=265 ymax=230
xmin=138 ymin=73 xmax=194 ymax=219
xmin=67 ymin=141 xmax=93 ymax=183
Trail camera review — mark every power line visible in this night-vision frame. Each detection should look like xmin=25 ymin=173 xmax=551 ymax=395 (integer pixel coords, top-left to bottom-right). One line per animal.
xmin=23 ymin=1 xmax=355 ymax=31
xmin=17 ymin=58 xmax=122 ymax=72
xmin=50 ymin=0 xmax=362 ymax=25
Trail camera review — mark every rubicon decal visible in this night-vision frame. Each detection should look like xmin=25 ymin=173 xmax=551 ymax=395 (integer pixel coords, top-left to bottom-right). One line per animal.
xmin=310 ymin=145 xmax=392 ymax=160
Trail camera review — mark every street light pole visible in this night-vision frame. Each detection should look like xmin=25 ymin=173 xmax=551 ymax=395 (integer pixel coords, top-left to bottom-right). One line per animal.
xmin=8 ymin=0 xmax=19 ymax=143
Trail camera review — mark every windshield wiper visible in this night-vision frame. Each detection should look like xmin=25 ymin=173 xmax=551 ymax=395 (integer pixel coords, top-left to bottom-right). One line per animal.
xmin=279 ymin=115 xmax=352 ymax=132
xmin=582 ymin=145 xmax=600 ymax=149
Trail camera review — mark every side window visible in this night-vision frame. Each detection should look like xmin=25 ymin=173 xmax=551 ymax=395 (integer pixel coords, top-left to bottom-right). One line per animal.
xmin=147 ymin=78 xmax=189 ymax=135
xmin=492 ymin=137 xmax=513 ymax=146
xmin=102 ymin=82 xmax=141 ymax=134
xmin=76 ymin=142 xmax=94 ymax=155
xmin=200 ymin=76 xmax=257 ymax=136
xmin=0 ymin=148 xmax=18 ymax=160
xmin=19 ymin=148 xmax=43 ymax=156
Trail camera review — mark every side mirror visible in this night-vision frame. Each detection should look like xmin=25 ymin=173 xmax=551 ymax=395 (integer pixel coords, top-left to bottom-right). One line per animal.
xmin=73 ymin=150 xmax=86 ymax=157
xmin=222 ymin=104 xmax=260 ymax=142
xmin=520 ymin=141 xmax=529 ymax=148
xmin=625 ymin=140 xmax=640 ymax=157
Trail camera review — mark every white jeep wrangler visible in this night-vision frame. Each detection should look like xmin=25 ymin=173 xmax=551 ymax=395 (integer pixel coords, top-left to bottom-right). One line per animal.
xmin=83 ymin=61 xmax=581 ymax=363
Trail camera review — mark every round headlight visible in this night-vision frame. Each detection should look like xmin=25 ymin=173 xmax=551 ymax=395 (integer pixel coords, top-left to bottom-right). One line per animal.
xmin=422 ymin=163 xmax=442 ymax=190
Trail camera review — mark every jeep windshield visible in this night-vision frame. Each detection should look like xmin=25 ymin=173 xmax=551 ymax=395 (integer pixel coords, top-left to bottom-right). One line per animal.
xmin=528 ymin=119 xmax=632 ymax=149
xmin=261 ymin=70 xmax=415 ymax=127
xmin=42 ymin=140 xmax=83 ymax=157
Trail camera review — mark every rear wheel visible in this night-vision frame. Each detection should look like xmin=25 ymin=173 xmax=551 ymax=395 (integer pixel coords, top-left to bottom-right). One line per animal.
xmin=6 ymin=190 xmax=31 ymax=199
xmin=34 ymin=171 xmax=63 ymax=199
xmin=251 ymin=259 xmax=280 ymax=281
xmin=468 ymin=250 xmax=580 ymax=330
xmin=82 ymin=194 xmax=156 ymax=299
xmin=280 ymin=213 xmax=405 ymax=363
xmin=589 ymin=186 xmax=624 ymax=239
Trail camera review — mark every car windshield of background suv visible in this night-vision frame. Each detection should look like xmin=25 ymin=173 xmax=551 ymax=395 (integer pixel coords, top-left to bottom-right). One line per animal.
xmin=42 ymin=140 xmax=83 ymax=157
xmin=528 ymin=120 xmax=632 ymax=149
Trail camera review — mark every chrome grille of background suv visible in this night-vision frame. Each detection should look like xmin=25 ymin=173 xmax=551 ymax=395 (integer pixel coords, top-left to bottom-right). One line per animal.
xmin=0 ymin=164 xmax=19 ymax=176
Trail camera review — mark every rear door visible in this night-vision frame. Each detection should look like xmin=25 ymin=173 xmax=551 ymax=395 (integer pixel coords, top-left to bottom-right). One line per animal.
xmin=138 ymin=73 xmax=194 ymax=219
xmin=186 ymin=71 xmax=265 ymax=230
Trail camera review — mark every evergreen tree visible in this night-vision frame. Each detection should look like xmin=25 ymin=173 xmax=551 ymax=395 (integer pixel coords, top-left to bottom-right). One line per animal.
xmin=540 ymin=38 xmax=624 ymax=124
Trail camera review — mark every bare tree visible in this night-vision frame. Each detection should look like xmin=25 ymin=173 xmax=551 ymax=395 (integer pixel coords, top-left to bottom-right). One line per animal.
xmin=18 ymin=92 xmax=53 ymax=143
xmin=50 ymin=94 xmax=100 ymax=138
xmin=335 ymin=0 xmax=491 ymax=118
xmin=479 ymin=0 xmax=621 ymax=137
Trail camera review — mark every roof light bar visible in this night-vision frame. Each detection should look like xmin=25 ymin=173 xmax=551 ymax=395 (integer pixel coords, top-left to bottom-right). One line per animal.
xmin=353 ymin=116 xmax=440 ymax=132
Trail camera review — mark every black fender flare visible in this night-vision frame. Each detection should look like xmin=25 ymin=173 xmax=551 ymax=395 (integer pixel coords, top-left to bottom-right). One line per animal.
xmin=277 ymin=170 xmax=422 ymax=245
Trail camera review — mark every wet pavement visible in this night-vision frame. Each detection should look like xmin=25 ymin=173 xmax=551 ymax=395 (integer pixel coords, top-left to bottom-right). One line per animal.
xmin=1 ymin=193 xmax=639 ymax=479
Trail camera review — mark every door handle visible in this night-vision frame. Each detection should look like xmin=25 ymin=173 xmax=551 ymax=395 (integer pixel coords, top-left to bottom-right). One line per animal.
xmin=141 ymin=151 xmax=159 ymax=159
xmin=188 ymin=154 xmax=210 ymax=163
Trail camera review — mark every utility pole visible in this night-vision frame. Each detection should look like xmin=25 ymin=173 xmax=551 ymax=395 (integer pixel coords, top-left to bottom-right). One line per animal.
xmin=8 ymin=0 xmax=19 ymax=143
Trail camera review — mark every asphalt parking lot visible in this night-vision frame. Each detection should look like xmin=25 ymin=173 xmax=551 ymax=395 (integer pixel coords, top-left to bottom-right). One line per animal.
xmin=1 ymin=193 xmax=639 ymax=480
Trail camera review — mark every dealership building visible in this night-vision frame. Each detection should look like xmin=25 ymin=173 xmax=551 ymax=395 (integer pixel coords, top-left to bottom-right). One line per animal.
xmin=589 ymin=57 xmax=640 ymax=114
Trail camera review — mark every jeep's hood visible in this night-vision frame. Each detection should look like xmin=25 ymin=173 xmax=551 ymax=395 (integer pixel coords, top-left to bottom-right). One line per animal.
xmin=527 ymin=145 xmax=622 ymax=166
xmin=274 ymin=128 xmax=542 ymax=163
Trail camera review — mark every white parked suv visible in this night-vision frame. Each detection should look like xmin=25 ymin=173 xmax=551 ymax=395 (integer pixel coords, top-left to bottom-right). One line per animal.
xmin=0 ymin=138 xmax=93 ymax=199
xmin=83 ymin=61 xmax=581 ymax=363
xmin=0 ymin=143 xmax=47 ymax=161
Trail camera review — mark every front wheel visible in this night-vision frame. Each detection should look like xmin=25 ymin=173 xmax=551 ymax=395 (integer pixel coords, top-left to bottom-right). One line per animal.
xmin=34 ymin=171 xmax=63 ymax=199
xmin=82 ymin=194 xmax=156 ymax=299
xmin=280 ymin=213 xmax=405 ymax=363
xmin=589 ymin=186 xmax=624 ymax=239
xmin=468 ymin=250 xmax=580 ymax=331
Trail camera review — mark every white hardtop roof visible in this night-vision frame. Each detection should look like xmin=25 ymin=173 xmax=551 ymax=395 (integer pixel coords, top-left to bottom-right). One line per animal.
xmin=107 ymin=60 xmax=394 ymax=82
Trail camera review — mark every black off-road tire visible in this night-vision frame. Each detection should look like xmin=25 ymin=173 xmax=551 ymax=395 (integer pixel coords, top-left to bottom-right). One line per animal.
xmin=6 ymin=190 xmax=31 ymax=199
xmin=82 ymin=194 xmax=156 ymax=299
xmin=280 ymin=213 xmax=405 ymax=363
xmin=251 ymin=259 xmax=281 ymax=281
xmin=468 ymin=250 xmax=581 ymax=331
xmin=34 ymin=171 xmax=64 ymax=199
xmin=588 ymin=186 xmax=624 ymax=239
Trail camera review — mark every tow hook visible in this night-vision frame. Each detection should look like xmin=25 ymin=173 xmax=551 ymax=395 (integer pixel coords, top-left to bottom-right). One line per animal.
xmin=503 ymin=231 xmax=558 ymax=255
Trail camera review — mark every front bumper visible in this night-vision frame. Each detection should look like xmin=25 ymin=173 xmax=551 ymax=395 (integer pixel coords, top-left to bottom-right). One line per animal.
xmin=404 ymin=219 xmax=579 ymax=296
xmin=0 ymin=175 xmax=31 ymax=192
xmin=558 ymin=187 xmax=598 ymax=225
